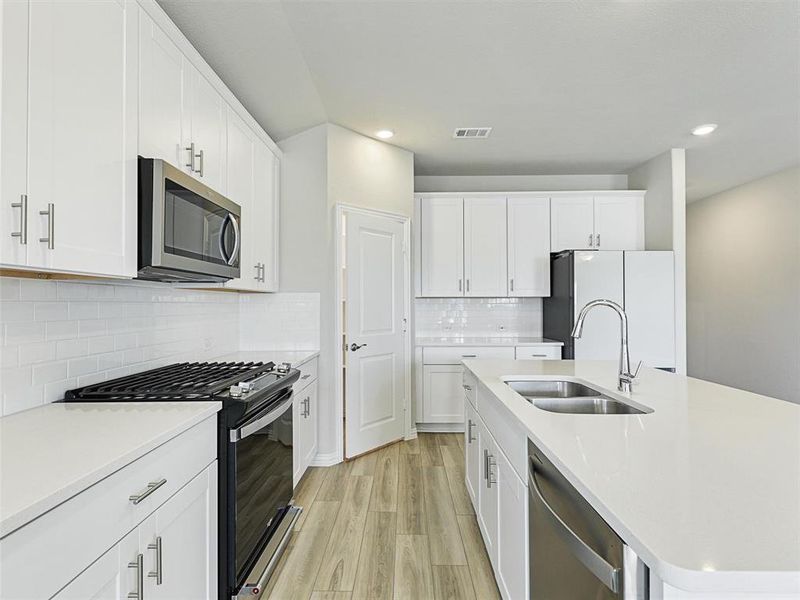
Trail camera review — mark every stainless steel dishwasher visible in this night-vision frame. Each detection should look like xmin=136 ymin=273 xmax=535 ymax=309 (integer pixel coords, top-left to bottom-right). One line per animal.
xmin=528 ymin=440 xmax=649 ymax=599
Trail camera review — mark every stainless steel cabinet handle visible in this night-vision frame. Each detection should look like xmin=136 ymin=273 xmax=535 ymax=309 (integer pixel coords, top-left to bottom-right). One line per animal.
xmin=147 ymin=536 xmax=163 ymax=585
xmin=39 ymin=203 xmax=54 ymax=249
xmin=461 ymin=354 xmax=477 ymax=358
xmin=487 ymin=454 xmax=496 ymax=488
xmin=11 ymin=194 xmax=27 ymax=244
xmin=466 ymin=279 xmax=470 ymax=292
xmin=467 ymin=419 xmax=476 ymax=443
xmin=303 ymin=397 xmax=310 ymax=417
xmin=197 ymin=148 xmax=205 ymax=177
xmin=483 ymin=449 xmax=489 ymax=480
xmin=531 ymin=354 xmax=547 ymax=358
xmin=458 ymin=279 xmax=462 ymax=292
xmin=301 ymin=373 xmax=311 ymax=380
xmin=259 ymin=263 xmax=266 ymax=282
xmin=510 ymin=278 xmax=514 ymax=292
xmin=596 ymin=233 xmax=600 ymax=247
xmin=129 ymin=478 xmax=167 ymax=505
xmin=588 ymin=233 xmax=593 ymax=247
xmin=254 ymin=263 xmax=261 ymax=280
xmin=185 ymin=142 xmax=196 ymax=172
xmin=529 ymin=457 xmax=621 ymax=593
xmin=128 ymin=553 xmax=144 ymax=600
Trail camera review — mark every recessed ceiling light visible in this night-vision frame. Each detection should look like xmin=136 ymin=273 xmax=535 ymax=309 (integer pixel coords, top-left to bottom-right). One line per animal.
xmin=691 ymin=123 xmax=718 ymax=136
xmin=375 ymin=129 xmax=394 ymax=139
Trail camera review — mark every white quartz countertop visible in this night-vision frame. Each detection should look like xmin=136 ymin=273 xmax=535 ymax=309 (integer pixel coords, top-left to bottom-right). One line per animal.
xmin=416 ymin=336 xmax=563 ymax=347
xmin=463 ymin=359 xmax=800 ymax=594
xmin=0 ymin=401 xmax=221 ymax=538
xmin=211 ymin=349 xmax=319 ymax=367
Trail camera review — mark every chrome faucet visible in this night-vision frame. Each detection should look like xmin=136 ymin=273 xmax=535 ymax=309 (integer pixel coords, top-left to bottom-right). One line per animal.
xmin=571 ymin=299 xmax=641 ymax=393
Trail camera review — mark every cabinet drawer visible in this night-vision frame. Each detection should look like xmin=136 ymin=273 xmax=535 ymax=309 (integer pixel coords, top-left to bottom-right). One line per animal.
xmin=423 ymin=346 xmax=515 ymax=365
xmin=293 ymin=356 xmax=318 ymax=393
xmin=514 ymin=345 xmax=562 ymax=360
xmin=0 ymin=416 xmax=216 ymax=600
xmin=476 ymin=382 xmax=528 ymax=483
xmin=463 ymin=369 xmax=477 ymax=408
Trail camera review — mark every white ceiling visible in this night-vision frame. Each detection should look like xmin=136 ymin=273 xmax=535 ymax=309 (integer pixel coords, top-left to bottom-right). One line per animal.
xmin=157 ymin=0 xmax=800 ymax=200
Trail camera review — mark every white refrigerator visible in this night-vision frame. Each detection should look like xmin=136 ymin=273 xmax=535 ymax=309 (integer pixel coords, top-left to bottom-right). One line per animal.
xmin=543 ymin=250 xmax=676 ymax=370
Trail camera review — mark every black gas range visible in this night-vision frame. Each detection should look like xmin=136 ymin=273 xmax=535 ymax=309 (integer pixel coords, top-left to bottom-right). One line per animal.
xmin=64 ymin=360 xmax=301 ymax=600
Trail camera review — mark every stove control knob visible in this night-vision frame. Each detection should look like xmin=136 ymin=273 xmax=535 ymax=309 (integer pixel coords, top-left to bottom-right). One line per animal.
xmin=276 ymin=362 xmax=291 ymax=374
xmin=239 ymin=381 xmax=255 ymax=394
xmin=229 ymin=385 xmax=243 ymax=398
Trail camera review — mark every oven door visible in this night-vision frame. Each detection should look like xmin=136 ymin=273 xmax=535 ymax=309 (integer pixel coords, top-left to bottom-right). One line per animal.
xmin=230 ymin=391 xmax=294 ymax=589
xmin=138 ymin=157 xmax=241 ymax=281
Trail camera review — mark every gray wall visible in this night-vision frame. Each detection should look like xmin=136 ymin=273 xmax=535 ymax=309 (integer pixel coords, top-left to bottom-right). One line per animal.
xmin=687 ymin=166 xmax=800 ymax=403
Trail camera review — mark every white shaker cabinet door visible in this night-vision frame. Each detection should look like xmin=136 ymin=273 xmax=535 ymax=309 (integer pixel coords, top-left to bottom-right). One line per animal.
xmin=496 ymin=449 xmax=529 ymax=600
xmin=422 ymin=365 xmax=465 ymax=423
xmin=593 ymin=194 xmax=644 ymax=250
xmin=508 ymin=195 xmax=550 ymax=297
xmin=183 ymin=65 xmax=227 ymax=193
xmin=148 ymin=464 xmax=218 ymax=600
xmin=476 ymin=419 xmax=498 ymax=563
xmin=139 ymin=10 xmax=185 ymax=170
xmin=27 ymin=0 xmax=136 ymax=277
xmin=464 ymin=196 xmax=507 ymax=297
xmin=256 ymin=144 xmax=280 ymax=291
xmin=550 ymin=195 xmax=594 ymax=252
xmin=224 ymin=108 xmax=258 ymax=291
xmin=464 ymin=399 xmax=480 ymax=507
xmin=420 ymin=197 xmax=464 ymax=296
xmin=0 ymin=0 xmax=29 ymax=268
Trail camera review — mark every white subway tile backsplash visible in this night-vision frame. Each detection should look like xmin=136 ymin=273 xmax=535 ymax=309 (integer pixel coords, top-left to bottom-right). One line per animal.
xmin=1 ymin=278 xmax=318 ymax=417
xmin=415 ymin=297 xmax=543 ymax=338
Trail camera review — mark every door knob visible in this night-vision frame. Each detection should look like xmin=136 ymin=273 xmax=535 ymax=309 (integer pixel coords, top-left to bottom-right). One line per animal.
xmin=350 ymin=343 xmax=368 ymax=351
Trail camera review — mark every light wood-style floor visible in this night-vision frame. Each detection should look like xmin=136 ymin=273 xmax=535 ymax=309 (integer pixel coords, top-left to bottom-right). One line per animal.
xmin=263 ymin=433 xmax=501 ymax=600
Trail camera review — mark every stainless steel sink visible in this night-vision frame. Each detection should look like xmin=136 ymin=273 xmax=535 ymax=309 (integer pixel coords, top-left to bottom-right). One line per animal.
xmin=505 ymin=380 xmax=650 ymax=415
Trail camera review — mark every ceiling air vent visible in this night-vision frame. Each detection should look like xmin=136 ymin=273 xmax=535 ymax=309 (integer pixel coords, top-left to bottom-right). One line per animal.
xmin=453 ymin=127 xmax=492 ymax=139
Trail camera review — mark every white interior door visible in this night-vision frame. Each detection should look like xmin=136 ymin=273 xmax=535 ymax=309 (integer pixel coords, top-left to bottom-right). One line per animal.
xmin=344 ymin=210 xmax=407 ymax=458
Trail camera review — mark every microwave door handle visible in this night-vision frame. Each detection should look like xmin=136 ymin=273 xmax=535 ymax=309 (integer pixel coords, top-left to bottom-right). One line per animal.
xmin=227 ymin=214 xmax=240 ymax=266
xmin=218 ymin=214 xmax=232 ymax=264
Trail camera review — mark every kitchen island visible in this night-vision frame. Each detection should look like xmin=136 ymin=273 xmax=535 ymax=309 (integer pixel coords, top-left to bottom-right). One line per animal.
xmin=462 ymin=358 xmax=800 ymax=598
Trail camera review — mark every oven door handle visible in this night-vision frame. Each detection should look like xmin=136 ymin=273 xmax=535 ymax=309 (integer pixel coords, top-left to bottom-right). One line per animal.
xmin=230 ymin=393 xmax=293 ymax=443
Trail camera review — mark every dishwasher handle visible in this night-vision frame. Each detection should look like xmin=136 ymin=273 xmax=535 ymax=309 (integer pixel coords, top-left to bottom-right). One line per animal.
xmin=529 ymin=457 xmax=621 ymax=594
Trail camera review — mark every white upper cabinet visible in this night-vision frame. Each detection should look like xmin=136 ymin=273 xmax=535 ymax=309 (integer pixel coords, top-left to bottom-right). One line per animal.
xmin=139 ymin=11 xmax=184 ymax=169
xmin=464 ymin=196 xmax=507 ymax=297
xmin=0 ymin=1 xmax=29 ymax=269
xmin=183 ymin=65 xmax=227 ymax=193
xmin=420 ymin=197 xmax=464 ymax=296
xmin=256 ymin=144 xmax=280 ymax=291
xmin=593 ymin=194 xmax=644 ymax=250
xmin=508 ymin=195 xmax=551 ymax=297
xmin=550 ymin=195 xmax=595 ymax=252
xmin=551 ymin=193 xmax=645 ymax=252
xmin=25 ymin=0 xmax=136 ymax=277
xmin=224 ymin=108 xmax=258 ymax=290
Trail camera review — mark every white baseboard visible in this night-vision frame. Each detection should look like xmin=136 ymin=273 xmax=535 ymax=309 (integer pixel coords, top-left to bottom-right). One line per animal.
xmin=309 ymin=450 xmax=341 ymax=467
xmin=405 ymin=427 xmax=418 ymax=440
xmin=416 ymin=422 xmax=465 ymax=433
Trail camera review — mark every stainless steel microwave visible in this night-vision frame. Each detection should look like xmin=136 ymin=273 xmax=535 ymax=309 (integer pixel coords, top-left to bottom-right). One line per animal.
xmin=138 ymin=157 xmax=241 ymax=282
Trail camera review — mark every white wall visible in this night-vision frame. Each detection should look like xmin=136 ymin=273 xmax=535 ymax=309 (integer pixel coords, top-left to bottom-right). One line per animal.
xmin=687 ymin=166 xmax=800 ymax=403
xmin=415 ymin=174 xmax=628 ymax=193
xmin=279 ymin=123 xmax=414 ymax=462
xmin=627 ymin=149 xmax=687 ymax=373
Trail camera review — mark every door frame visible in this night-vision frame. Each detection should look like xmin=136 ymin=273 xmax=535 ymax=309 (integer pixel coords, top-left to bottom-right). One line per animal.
xmin=334 ymin=203 xmax=414 ymax=461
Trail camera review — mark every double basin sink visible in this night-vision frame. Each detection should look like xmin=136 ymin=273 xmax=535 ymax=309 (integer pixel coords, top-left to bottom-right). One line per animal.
xmin=505 ymin=380 xmax=652 ymax=415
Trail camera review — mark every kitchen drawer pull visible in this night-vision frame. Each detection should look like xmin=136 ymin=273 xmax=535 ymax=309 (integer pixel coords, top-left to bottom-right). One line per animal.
xmin=486 ymin=454 xmax=496 ymax=488
xmin=301 ymin=374 xmax=311 ymax=380
xmin=129 ymin=478 xmax=167 ymax=505
xmin=10 ymin=194 xmax=27 ymax=244
xmin=529 ymin=458 xmax=621 ymax=593
xmin=461 ymin=354 xmax=477 ymax=358
xmin=147 ymin=536 xmax=163 ymax=585
xmin=588 ymin=233 xmax=594 ymax=247
xmin=127 ymin=553 xmax=144 ymax=600
xmin=531 ymin=354 xmax=548 ymax=358
xmin=467 ymin=419 xmax=476 ymax=443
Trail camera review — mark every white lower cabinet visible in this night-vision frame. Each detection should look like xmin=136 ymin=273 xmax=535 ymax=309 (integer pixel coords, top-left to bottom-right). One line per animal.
xmin=423 ymin=365 xmax=465 ymax=423
xmin=464 ymin=399 xmax=480 ymax=505
xmin=293 ymin=357 xmax=320 ymax=486
xmin=466 ymin=382 xmax=529 ymax=600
